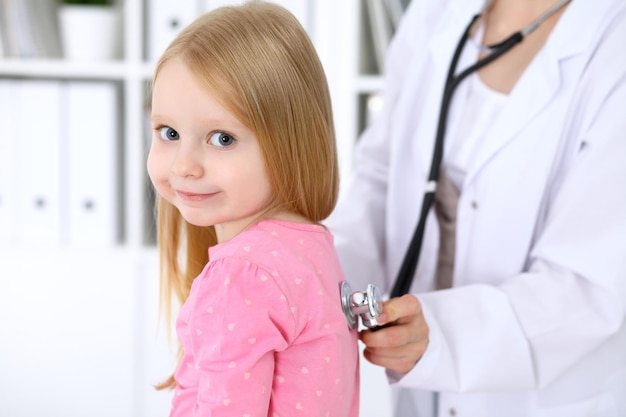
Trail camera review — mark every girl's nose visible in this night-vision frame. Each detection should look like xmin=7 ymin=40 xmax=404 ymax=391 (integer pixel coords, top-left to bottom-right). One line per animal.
xmin=171 ymin=144 xmax=204 ymax=178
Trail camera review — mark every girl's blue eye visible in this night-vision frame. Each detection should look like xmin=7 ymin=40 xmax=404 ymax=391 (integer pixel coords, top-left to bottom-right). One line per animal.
xmin=209 ymin=132 xmax=235 ymax=147
xmin=159 ymin=127 xmax=179 ymax=141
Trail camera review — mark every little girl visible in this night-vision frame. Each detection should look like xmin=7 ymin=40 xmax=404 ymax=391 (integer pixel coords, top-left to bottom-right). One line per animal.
xmin=147 ymin=2 xmax=359 ymax=416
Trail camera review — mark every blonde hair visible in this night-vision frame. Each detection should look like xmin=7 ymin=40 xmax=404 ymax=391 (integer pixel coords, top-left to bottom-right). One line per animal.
xmin=151 ymin=1 xmax=338 ymax=388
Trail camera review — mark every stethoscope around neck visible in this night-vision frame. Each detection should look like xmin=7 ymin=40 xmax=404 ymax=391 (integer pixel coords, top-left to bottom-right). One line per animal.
xmin=341 ymin=0 xmax=572 ymax=329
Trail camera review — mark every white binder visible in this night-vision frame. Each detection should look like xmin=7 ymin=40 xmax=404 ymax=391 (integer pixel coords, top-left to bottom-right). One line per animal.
xmin=23 ymin=0 xmax=63 ymax=58
xmin=0 ymin=80 xmax=19 ymax=245
xmin=0 ymin=0 xmax=20 ymax=57
xmin=147 ymin=0 xmax=200 ymax=62
xmin=17 ymin=80 xmax=63 ymax=245
xmin=63 ymin=81 xmax=120 ymax=246
xmin=366 ymin=0 xmax=394 ymax=73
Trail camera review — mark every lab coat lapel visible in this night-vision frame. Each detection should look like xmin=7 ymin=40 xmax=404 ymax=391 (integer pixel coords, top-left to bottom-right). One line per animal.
xmin=464 ymin=53 xmax=560 ymax=187
xmin=464 ymin=0 xmax=597 ymax=187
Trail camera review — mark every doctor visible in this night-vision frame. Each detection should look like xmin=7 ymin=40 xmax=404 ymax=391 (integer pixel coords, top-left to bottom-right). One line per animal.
xmin=326 ymin=0 xmax=626 ymax=415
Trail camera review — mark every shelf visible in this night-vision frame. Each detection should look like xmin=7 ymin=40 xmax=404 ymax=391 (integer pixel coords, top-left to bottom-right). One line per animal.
xmin=0 ymin=58 xmax=153 ymax=80
xmin=356 ymin=74 xmax=385 ymax=93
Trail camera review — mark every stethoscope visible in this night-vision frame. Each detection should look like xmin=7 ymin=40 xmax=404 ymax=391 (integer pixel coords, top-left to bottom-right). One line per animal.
xmin=342 ymin=0 xmax=572 ymax=329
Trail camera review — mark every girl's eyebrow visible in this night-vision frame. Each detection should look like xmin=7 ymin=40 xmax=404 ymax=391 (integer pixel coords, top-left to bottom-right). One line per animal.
xmin=150 ymin=114 xmax=169 ymax=123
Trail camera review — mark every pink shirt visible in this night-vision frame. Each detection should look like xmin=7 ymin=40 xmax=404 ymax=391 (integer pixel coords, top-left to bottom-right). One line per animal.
xmin=171 ymin=219 xmax=359 ymax=417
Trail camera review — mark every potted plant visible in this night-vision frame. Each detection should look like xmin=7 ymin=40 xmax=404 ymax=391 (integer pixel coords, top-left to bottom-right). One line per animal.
xmin=58 ymin=0 xmax=121 ymax=61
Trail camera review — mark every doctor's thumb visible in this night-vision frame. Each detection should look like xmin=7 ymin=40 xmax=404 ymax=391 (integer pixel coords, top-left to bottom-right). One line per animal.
xmin=380 ymin=294 xmax=421 ymax=324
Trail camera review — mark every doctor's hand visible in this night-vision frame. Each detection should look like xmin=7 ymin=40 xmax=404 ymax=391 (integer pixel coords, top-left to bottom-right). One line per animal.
xmin=359 ymin=294 xmax=429 ymax=375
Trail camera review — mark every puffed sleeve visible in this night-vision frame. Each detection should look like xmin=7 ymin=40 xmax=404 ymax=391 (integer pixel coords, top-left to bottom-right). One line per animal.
xmin=174 ymin=257 xmax=294 ymax=417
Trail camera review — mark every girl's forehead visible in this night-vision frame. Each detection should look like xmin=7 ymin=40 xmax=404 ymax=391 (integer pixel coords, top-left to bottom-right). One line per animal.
xmin=154 ymin=61 xmax=219 ymax=104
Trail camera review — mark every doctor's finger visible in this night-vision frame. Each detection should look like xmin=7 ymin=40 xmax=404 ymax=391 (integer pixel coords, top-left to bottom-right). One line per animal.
xmin=362 ymin=337 xmax=429 ymax=360
xmin=379 ymin=294 xmax=422 ymax=324
xmin=362 ymin=344 xmax=426 ymax=374
xmin=360 ymin=324 xmax=409 ymax=348
xmin=359 ymin=315 xmax=428 ymax=348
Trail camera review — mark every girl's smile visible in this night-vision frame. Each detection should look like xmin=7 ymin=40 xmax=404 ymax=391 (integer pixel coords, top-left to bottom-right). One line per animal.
xmin=174 ymin=190 xmax=218 ymax=202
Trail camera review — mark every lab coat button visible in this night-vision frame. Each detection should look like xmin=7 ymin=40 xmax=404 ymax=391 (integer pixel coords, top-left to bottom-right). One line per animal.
xmin=471 ymin=201 xmax=478 ymax=209
xmin=448 ymin=408 xmax=457 ymax=416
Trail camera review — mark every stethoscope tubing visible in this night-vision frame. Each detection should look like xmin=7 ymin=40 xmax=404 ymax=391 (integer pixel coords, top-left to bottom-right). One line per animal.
xmin=389 ymin=0 xmax=573 ymax=298
xmin=389 ymin=14 xmax=525 ymax=298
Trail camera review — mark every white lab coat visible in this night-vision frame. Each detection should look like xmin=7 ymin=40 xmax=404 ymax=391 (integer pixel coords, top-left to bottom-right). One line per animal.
xmin=326 ymin=0 xmax=626 ymax=415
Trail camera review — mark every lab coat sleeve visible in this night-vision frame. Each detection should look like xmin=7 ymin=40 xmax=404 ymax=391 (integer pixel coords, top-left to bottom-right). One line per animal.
xmin=325 ymin=0 xmax=442 ymax=290
xmin=394 ymin=33 xmax=626 ymax=393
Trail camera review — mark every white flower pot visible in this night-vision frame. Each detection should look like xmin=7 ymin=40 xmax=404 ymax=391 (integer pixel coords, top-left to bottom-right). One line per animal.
xmin=59 ymin=5 xmax=121 ymax=61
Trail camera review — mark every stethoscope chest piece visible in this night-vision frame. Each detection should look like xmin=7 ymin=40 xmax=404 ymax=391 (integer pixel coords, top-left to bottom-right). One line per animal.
xmin=340 ymin=280 xmax=383 ymax=329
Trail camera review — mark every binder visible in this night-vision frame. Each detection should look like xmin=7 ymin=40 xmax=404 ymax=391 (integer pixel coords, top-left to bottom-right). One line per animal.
xmin=0 ymin=0 xmax=62 ymax=58
xmin=384 ymin=0 xmax=405 ymax=30
xmin=0 ymin=0 xmax=20 ymax=57
xmin=23 ymin=0 xmax=63 ymax=58
xmin=13 ymin=0 xmax=37 ymax=58
xmin=62 ymin=81 xmax=121 ymax=246
xmin=366 ymin=0 xmax=394 ymax=73
xmin=0 ymin=80 xmax=19 ymax=245
xmin=0 ymin=3 xmax=5 ymax=57
xmin=147 ymin=0 xmax=199 ymax=62
xmin=17 ymin=80 xmax=64 ymax=245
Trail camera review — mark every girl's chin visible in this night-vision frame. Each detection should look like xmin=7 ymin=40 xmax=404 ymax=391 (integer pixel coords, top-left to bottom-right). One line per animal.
xmin=177 ymin=210 xmax=217 ymax=228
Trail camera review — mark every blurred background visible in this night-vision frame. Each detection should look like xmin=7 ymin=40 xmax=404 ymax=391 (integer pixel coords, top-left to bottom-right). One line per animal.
xmin=0 ymin=0 xmax=409 ymax=415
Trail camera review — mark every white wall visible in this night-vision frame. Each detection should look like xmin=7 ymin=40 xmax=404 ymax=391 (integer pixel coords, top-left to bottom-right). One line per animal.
xmin=0 ymin=248 xmax=173 ymax=417
xmin=0 ymin=248 xmax=392 ymax=416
